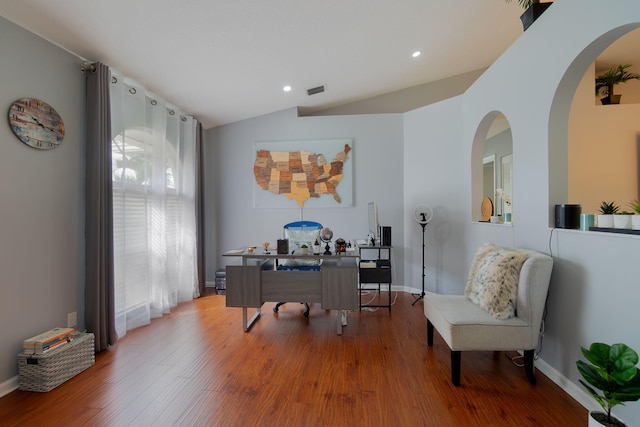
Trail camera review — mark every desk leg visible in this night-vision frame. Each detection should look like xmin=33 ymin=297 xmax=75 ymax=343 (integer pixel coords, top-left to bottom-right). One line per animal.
xmin=242 ymin=307 xmax=261 ymax=332
xmin=337 ymin=310 xmax=348 ymax=335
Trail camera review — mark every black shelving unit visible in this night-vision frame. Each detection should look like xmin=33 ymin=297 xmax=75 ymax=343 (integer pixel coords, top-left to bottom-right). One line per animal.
xmin=358 ymin=245 xmax=392 ymax=311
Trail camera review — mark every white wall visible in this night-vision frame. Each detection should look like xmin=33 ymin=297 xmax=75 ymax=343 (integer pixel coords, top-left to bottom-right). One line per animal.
xmin=204 ymin=108 xmax=405 ymax=287
xmin=457 ymin=0 xmax=640 ymax=422
xmin=6 ymin=0 xmax=640 ymax=420
xmin=403 ymin=97 xmax=468 ymax=295
xmin=205 ymin=3 xmax=640 ymax=422
xmin=0 ymin=17 xmax=85 ymax=391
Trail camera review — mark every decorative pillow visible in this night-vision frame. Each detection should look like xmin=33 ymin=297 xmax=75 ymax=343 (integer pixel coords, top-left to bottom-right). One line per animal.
xmin=465 ymin=243 xmax=528 ymax=320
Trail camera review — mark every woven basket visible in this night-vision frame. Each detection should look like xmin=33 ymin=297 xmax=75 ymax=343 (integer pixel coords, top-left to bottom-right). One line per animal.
xmin=18 ymin=332 xmax=95 ymax=392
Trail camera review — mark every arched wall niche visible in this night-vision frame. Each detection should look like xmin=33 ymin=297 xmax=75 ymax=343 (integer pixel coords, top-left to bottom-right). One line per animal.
xmin=549 ymin=23 xmax=640 ymax=226
xmin=471 ymin=111 xmax=513 ymax=223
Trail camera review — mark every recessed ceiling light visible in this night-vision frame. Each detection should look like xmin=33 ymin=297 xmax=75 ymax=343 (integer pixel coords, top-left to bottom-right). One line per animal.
xmin=283 ymin=85 xmax=292 ymax=92
xmin=412 ymin=51 xmax=421 ymax=58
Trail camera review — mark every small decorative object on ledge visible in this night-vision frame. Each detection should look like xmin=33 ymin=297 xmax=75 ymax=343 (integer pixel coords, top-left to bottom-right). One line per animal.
xmin=8 ymin=98 xmax=65 ymax=150
xmin=597 ymin=201 xmax=619 ymax=228
xmin=481 ymin=197 xmax=493 ymax=222
xmin=628 ymin=200 xmax=640 ymax=230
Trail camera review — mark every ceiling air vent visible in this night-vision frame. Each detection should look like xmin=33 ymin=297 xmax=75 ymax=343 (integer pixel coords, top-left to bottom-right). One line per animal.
xmin=307 ymin=85 xmax=325 ymax=96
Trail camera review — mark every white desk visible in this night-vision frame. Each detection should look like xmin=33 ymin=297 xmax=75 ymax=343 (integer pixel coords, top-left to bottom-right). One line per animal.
xmin=222 ymin=250 xmax=359 ymax=334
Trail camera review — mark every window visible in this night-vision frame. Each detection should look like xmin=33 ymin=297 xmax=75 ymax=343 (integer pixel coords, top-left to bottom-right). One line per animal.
xmin=110 ymin=75 xmax=198 ymax=337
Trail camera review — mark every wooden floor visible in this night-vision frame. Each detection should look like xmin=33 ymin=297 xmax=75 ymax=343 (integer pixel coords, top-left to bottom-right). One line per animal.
xmin=0 ymin=290 xmax=586 ymax=426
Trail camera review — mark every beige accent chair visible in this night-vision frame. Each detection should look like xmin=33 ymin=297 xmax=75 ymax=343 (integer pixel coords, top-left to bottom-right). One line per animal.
xmin=423 ymin=247 xmax=553 ymax=386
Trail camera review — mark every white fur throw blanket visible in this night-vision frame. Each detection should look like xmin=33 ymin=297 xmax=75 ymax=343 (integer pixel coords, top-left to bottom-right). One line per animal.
xmin=464 ymin=243 xmax=529 ymax=320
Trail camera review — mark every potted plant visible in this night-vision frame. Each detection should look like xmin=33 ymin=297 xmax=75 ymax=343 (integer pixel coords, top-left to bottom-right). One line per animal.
xmin=576 ymin=342 xmax=640 ymax=426
xmin=300 ymin=244 xmax=309 ymax=255
xmin=613 ymin=211 xmax=633 ymax=229
xmin=595 ymin=64 xmax=640 ymax=105
xmin=505 ymin=0 xmax=553 ymax=31
xmin=629 ymin=200 xmax=640 ymax=230
xmin=597 ymin=201 xmax=619 ymax=228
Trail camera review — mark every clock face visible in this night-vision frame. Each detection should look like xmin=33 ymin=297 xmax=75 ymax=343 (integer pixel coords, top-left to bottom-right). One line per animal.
xmin=8 ymin=98 xmax=65 ymax=150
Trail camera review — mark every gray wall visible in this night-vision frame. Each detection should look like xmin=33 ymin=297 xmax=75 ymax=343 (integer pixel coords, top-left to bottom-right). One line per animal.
xmin=3 ymin=0 xmax=640 ymax=422
xmin=203 ymin=108 xmax=406 ymax=288
xmin=459 ymin=0 xmax=640 ymax=422
xmin=0 ymin=17 xmax=85 ymax=390
xmin=204 ymin=1 xmax=640 ymax=423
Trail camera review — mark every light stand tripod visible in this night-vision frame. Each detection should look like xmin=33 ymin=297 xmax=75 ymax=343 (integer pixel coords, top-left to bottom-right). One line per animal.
xmin=412 ymin=216 xmax=427 ymax=305
xmin=411 ymin=205 xmax=432 ymax=305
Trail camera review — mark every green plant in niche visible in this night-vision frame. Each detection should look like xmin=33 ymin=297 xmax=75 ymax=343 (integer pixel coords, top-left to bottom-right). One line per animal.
xmin=300 ymin=244 xmax=308 ymax=249
xmin=576 ymin=343 xmax=640 ymax=426
xmin=629 ymin=200 xmax=640 ymax=215
xmin=505 ymin=0 xmax=539 ymax=8
xmin=595 ymin=64 xmax=640 ymax=103
xmin=599 ymin=201 xmax=620 ymax=215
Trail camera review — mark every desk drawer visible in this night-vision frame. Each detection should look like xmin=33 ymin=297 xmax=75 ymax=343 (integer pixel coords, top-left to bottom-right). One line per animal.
xmin=262 ymin=271 xmax=322 ymax=303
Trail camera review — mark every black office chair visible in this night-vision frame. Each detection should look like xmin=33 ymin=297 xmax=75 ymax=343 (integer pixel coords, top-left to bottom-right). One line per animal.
xmin=273 ymin=301 xmax=310 ymax=317
xmin=273 ymin=221 xmax=322 ymax=318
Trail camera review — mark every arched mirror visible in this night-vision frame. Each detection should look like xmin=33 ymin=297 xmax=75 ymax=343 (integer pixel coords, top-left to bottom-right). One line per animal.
xmin=474 ymin=113 xmax=513 ymax=223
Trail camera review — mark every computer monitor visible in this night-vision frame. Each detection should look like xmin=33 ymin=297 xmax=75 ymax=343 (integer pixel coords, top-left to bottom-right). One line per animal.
xmin=368 ymin=202 xmax=379 ymax=243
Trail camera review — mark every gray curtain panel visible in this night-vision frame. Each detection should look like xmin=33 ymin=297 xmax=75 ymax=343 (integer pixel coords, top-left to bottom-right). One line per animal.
xmin=196 ymin=122 xmax=206 ymax=296
xmin=84 ymin=62 xmax=118 ymax=351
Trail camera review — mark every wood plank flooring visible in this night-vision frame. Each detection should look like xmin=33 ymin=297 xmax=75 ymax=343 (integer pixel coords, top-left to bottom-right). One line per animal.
xmin=0 ymin=290 xmax=587 ymax=426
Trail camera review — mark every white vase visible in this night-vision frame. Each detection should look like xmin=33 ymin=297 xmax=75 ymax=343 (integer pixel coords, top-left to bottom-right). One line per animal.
xmin=632 ymin=215 xmax=640 ymax=230
xmin=597 ymin=214 xmax=613 ymax=228
xmin=613 ymin=215 xmax=631 ymax=229
xmin=589 ymin=411 xmax=626 ymax=426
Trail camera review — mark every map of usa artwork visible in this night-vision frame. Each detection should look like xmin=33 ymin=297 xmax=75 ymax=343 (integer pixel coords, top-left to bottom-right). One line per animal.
xmin=253 ymin=139 xmax=353 ymax=208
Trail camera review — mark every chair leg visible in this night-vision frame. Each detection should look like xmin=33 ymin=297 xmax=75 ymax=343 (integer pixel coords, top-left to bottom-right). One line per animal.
xmin=524 ymin=349 xmax=536 ymax=385
xmin=451 ymin=351 xmax=461 ymax=386
xmin=427 ymin=320 xmax=434 ymax=346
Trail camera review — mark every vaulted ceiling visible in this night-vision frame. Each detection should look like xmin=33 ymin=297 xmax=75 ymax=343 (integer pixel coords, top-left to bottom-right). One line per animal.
xmin=5 ymin=1 xmax=632 ymax=129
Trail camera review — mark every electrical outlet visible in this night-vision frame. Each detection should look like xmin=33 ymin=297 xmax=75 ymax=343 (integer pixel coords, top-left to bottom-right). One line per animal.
xmin=67 ymin=311 xmax=77 ymax=328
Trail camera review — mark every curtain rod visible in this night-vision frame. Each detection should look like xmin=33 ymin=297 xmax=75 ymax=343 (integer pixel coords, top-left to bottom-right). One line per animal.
xmin=82 ymin=61 xmax=193 ymax=122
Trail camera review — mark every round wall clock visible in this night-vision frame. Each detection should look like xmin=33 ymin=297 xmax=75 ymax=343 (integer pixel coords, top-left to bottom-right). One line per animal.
xmin=8 ymin=98 xmax=65 ymax=150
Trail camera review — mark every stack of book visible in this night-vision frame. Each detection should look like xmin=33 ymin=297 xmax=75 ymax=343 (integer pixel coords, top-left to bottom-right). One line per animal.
xmin=23 ymin=327 xmax=75 ymax=354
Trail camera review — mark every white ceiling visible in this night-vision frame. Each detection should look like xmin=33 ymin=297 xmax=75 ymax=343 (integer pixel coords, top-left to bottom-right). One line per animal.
xmin=0 ymin=0 xmax=535 ymax=128
xmin=0 ymin=1 xmax=586 ymax=129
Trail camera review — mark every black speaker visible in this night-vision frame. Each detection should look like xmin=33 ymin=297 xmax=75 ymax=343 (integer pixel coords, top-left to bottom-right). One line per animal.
xmin=380 ymin=226 xmax=391 ymax=246
xmin=555 ymin=204 xmax=581 ymax=229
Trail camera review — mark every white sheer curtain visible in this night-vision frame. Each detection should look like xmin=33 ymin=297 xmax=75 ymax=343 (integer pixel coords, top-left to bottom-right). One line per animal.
xmin=110 ymin=72 xmax=199 ymax=337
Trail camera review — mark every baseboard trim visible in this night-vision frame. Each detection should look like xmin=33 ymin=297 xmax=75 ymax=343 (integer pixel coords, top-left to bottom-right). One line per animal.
xmin=535 ymin=355 xmax=598 ymax=412
xmin=0 ymin=376 xmax=18 ymax=398
xmin=400 ymin=286 xmax=422 ymax=295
